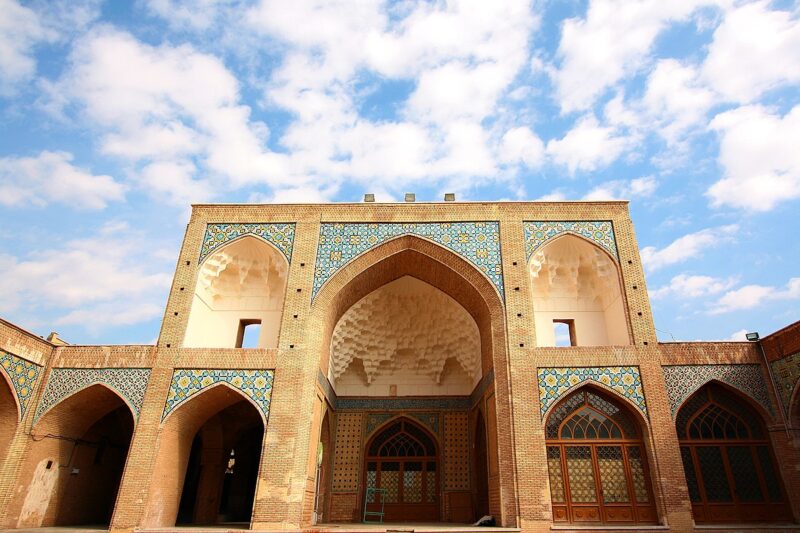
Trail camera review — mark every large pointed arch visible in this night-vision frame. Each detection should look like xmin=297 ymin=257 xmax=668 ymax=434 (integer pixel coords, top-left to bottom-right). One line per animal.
xmin=0 ymin=369 xmax=21 ymax=469
xmin=307 ymin=234 xmax=518 ymax=526
xmin=34 ymin=380 xmax=139 ymax=428
xmin=143 ymin=382 xmax=265 ymax=528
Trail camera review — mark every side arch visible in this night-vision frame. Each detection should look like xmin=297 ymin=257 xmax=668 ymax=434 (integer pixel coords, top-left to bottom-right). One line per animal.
xmin=34 ymin=380 xmax=139 ymax=428
xmin=672 ymin=377 xmax=775 ymax=424
xmin=0 ymin=365 xmax=22 ymax=421
xmin=144 ymin=382 xmax=266 ymax=527
xmin=198 ymin=233 xmax=290 ymax=270
xmin=541 ymin=378 xmax=650 ymax=430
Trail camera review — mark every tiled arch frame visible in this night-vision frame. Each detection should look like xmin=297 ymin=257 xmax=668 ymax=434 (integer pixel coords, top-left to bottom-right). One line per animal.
xmin=537 ymin=366 xmax=648 ymax=420
xmin=312 ymin=222 xmax=504 ymax=301
xmin=770 ymin=352 xmax=800 ymax=416
xmin=662 ymin=364 xmax=775 ymax=419
xmin=523 ymin=221 xmax=619 ymax=263
xmin=307 ymin=234 xmax=519 ymax=525
xmin=161 ymin=368 xmax=274 ymax=424
xmin=0 ymin=350 xmax=42 ymax=420
xmin=33 ymin=368 xmax=151 ymax=423
xmin=198 ymin=223 xmax=296 ymax=264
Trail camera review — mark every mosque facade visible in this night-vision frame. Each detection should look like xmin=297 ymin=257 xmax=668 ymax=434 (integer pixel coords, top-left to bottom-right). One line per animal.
xmin=0 ymin=200 xmax=798 ymax=533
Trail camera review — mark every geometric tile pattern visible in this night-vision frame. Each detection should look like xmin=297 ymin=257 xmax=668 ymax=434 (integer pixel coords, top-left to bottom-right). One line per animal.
xmin=337 ymin=396 xmax=471 ymax=411
xmin=0 ymin=350 xmax=42 ymax=420
xmin=538 ymin=366 xmax=646 ymax=418
xmin=662 ymin=364 xmax=774 ymax=417
xmin=332 ymin=412 xmax=363 ymax=492
xmin=523 ymin=221 xmax=618 ymax=261
xmin=34 ymin=368 xmax=151 ymax=422
xmin=198 ymin=223 xmax=295 ymax=263
xmin=162 ymin=369 xmax=274 ymax=421
xmin=444 ymin=412 xmax=470 ymax=490
xmin=312 ymin=222 xmax=504 ymax=299
xmin=771 ymin=352 xmax=800 ymax=414
xmin=364 ymin=412 xmax=440 ymax=438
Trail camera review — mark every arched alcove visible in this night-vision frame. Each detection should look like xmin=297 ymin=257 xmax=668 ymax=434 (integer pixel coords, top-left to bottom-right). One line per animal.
xmin=12 ymin=384 xmax=134 ymax=528
xmin=184 ymin=236 xmax=289 ymax=348
xmin=529 ymin=234 xmax=630 ymax=346
xmin=676 ymin=382 xmax=792 ymax=524
xmin=545 ymin=386 xmax=657 ymax=525
xmin=330 ymin=275 xmax=481 ymax=396
xmin=143 ymin=384 xmax=265 ymax=528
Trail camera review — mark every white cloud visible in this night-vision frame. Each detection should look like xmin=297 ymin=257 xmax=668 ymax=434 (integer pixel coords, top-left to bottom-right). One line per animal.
xmin=546 ymin=115 xmax=631 ymax=173
xmin=498 ymin=126 xmax=545 ymax=169
xmin=0 ymin=151 xmax=124 ymax=209
xmin=553 ymin=0 xmax=721 ymax=112
xmin=649 ymin=273 xmax=737 ymax=299
xmin=702 ymin=1 xmax=800 ymax=103
xmin=144 ymin=0 xmax=240 ymax=31
xmin=583 ymin=176 xmax=657 ymax=200
xmin=640 ymin=224 xmax=738 ymax=271
xmin=0 ymin=223 xmax=172 ymax=334
xmin=707 ymin=104 xmax=800 ymax=211
xmin=710 ymin=278 xmax=800 ymax=314
xmin=0 ymin=0 xmax=54 ymax=95
xmin=728 ymin=328 xmax=749 ymax=341
xmin=48 ymin=27 xmax=291 ymax=204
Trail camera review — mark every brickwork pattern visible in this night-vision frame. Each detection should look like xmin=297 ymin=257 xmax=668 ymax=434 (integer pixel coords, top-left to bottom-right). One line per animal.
xmin=662 ymin=364 xmax=774 ymax=416
xmin=34 ymin=367 xmax=151 ymax=421
xmin=523 ymin=221 xmax=618 ymax=261
xmin=443 ymin=412 xmax=470 ymax=490
xmin=198 ymin=223 xmax=295 ymax=263
xmin=0 ymin=349 xmax=42 ymax=419
xmin=312 ymin=222 xmax=504 ymax=299
xmin=332 ymin=412 xmax=362 ymax=492
xmin=537 ymin=366 xmax=646 ymax=417
xmin=162 ymin=369 xmax=274 ymax=421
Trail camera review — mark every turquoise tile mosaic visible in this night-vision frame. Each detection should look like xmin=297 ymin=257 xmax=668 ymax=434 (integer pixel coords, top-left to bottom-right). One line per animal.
xmin=0 ymin=350 xmax=41 ymax=419
xmin=771 ymin=352 xmax=800 ymax=414
xmin=162 ymin=369 xmax=274 ymax=421
xmin=663 ymin=364 xmax=774 ymax=417
xmin=538 ymin=366 xmax=646 ymax=418
xmin=364 ymin=412 xmax=440 ymax=438
xmin=312 ymin=222 xmax=504 ymax=299
xmin=198 ymin=223 xmax=295 ymax=263
xmin=523 ymin=221 xmax=618 ymax=261
xmin=34 ymin=368 xmax=151 ymax=422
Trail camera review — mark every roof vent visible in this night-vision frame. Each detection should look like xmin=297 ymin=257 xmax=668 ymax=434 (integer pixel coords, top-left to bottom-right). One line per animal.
xmin=444 ymin=193 xmax=456 ymax=202
xmin=404 ymin=193 xmax=416 ymax=202
xmin=364 ymin=193 xmax=375 ymax=202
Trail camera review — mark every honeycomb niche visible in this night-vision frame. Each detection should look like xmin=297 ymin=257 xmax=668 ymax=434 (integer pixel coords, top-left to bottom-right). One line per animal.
xmin=329 ymin=276 xmax=481 ymax=396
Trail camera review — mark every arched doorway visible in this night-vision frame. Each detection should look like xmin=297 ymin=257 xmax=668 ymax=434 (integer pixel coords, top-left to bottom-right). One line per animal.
xmin=545 ymin=387 xmax=656 ymax=524
xmin=143 ymin=385 xmax=264 ymax=528
xmin=0 ymin=372 xmax=19 ymax=469
xmin=363 ymin=418 xmax=439 ymax=522
xmin=676 ymin=382 xmax=792 ymax=523
xmin=314 ymin=410 xmax=332 ymax=524
xmin=12 ymin=384 xmax=134 ymax=528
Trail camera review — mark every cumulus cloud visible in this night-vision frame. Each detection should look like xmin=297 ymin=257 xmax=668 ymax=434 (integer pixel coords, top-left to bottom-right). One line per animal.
xmin=710 ymin=278 xmax=800 ymax=314
xmin=546 ymin=115 xmax=631 ymax=173
xmin=707 ymin=104 xmax=800 ymax=211
xmin=0 ymin=151 xmax=124 ymax=209
xmin=498 ymin=127 xmax=545 ymax=169
xmin=649 ymin=273 xmax=737 ymax=299
xmin=0 ymin=223 xmax=172 ymax=335
xmin=553 ymin=0 xmax=721 ymax=112
xmin=583 ymin=176 xmax=657 ymax=200
xmin=640 ymin=224 xmax=738 ymax=271
xmin=702 ymin=1 xmax=800 ymax=103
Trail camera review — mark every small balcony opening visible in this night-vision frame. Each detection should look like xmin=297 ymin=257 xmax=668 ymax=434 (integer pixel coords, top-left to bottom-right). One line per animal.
xmin=236 ymin=320 xmax=262 ymax=348
xmin=553 ymin=320 xmax=576 ymax=347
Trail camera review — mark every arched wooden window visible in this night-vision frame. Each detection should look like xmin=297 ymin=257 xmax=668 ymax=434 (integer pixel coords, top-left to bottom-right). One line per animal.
xmin=363 ymin=418 xmax=438 ymax=522
xmin=677 ymin=383 xmax=791 ymax=523
xmin=545 ymin=388 xmax=656 ymax=524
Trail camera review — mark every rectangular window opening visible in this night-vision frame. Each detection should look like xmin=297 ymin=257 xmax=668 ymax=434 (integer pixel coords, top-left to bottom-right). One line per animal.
xmin=554 ymin=320 xmax=576 ymax=347
xmin=236 ymin=319 xmax=262 ymax=348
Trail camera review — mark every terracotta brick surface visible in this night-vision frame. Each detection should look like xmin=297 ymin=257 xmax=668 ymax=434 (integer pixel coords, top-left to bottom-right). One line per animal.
xmin=0 ymin=201 xmax=797 ymax=533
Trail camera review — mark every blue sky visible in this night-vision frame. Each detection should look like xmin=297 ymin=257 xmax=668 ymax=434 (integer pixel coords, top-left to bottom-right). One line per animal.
xmin=0 ymin=0 xmax=798 ymax=345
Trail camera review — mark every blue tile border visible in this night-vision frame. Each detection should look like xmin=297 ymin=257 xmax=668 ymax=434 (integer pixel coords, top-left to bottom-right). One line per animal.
xmin=199 ymin=223 xmax=295 ymax=264
xmin=524 ymin=221 xmax=618 ymax=261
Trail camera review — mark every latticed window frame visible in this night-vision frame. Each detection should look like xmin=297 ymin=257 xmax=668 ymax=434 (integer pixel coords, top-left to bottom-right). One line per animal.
xmin=545 ymin=388 xmax=657 ymax=525
xmin=676 ymin=383 xmax=790 ymax=524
